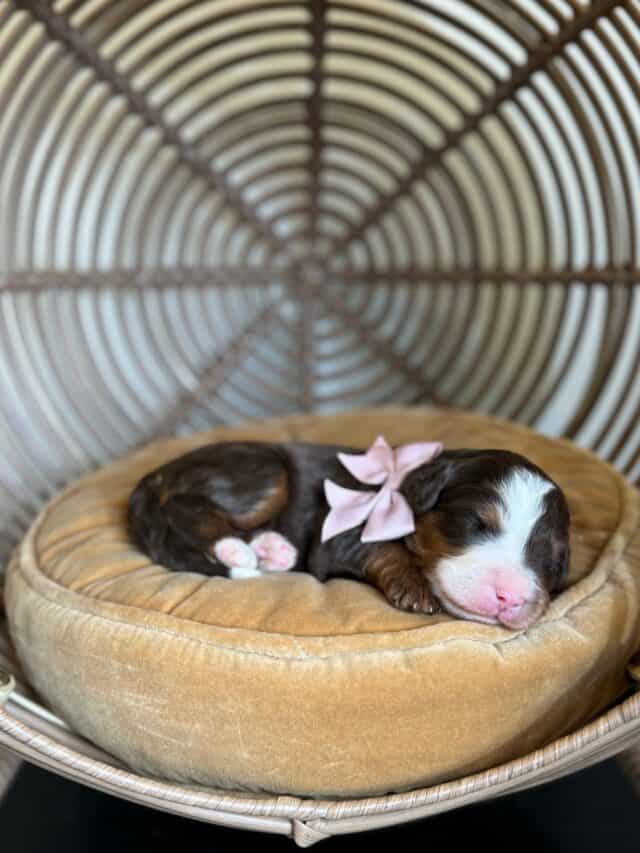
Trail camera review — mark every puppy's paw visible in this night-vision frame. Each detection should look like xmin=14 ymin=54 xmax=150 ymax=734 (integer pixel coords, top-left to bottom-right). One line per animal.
xmin=250 ymin=532 xmax=297 ymax=572
xmin=213 ymin=537 xmax=260 ymax=579
xmin=385 ymin=573 xmax=439 ymax=615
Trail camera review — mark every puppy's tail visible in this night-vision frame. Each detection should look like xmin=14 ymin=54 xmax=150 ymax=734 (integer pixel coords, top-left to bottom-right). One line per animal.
xmin=128 ymin=473 xmax=227 ymax=577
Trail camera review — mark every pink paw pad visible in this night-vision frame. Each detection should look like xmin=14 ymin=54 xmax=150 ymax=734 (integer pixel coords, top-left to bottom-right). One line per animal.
xmin=213 ymin=537 xmax=260 ymax=579
xmin=250 ymin=532 xmax=297 ymax=573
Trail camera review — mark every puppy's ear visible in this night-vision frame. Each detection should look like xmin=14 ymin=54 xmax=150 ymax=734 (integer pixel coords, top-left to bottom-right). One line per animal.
xmin=545 ymin=488 xmax=571 ymax=592
xmin=401 ymin=455 xmax=455 ymax=514
xmin=550 ymin=537 xmax=570 ymax=592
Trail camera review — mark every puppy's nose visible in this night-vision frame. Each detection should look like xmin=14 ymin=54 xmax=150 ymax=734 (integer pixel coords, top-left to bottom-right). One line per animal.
xmin=496 ymin=588 xmax=523 ymax=607
xmin=493 ymin=572 xmax=548 ymax=629
xmin=494 ymin=570 xmax=530 ymax=605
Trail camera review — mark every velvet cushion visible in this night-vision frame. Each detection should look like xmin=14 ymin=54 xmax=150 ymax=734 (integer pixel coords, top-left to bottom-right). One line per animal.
xmin=5 ymin=408 xmax=640 ymax=798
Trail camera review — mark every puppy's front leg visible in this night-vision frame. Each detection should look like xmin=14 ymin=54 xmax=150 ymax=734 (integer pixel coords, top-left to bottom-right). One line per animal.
xmin=363 ymin=543 xmax=439 ymax=615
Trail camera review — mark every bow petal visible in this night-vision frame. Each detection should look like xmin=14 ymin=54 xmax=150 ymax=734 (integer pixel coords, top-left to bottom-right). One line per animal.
xmin=392 ymin=441 xmax=443 ymax=483
xmin=337 ymin=435 xmax=393 ymax=485
xmin=321 ymin=480 xmax=378 ymax=542
xmin=361 ymin=485 xmax=416 ymax=542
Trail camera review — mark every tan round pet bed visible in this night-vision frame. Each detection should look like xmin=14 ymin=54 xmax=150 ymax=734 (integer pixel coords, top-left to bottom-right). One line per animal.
xmin=5 ymin=409 xmax=640 ymax=808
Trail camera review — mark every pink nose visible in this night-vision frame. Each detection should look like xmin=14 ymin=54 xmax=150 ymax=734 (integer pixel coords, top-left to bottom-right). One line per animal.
xmin=493 ymin=570 xmax=531 ymax=606
xmin=470 ymin=570 xmax=542 ymax=629
xmin=495 ymin=587 xmax=527 ymax=609
xmin=492 ymin=570 xmax=547 ymax=629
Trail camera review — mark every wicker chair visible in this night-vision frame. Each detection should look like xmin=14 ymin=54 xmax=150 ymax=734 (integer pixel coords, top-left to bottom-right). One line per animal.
xmin=1 ymin=0 xmax=640 ymax=844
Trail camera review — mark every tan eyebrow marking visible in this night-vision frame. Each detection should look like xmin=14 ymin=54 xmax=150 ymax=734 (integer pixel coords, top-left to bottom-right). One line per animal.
xmin=477 ymin=500 xmax=503 ymax=533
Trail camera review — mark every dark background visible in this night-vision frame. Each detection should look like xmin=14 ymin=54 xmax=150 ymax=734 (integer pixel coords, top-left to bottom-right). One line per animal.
xmin=0 ymin=758 xmax=637 ymax=852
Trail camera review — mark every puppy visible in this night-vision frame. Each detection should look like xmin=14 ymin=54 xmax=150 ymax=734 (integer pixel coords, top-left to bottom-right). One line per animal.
xmin=128 ymin=441 xmax=570 ymax=630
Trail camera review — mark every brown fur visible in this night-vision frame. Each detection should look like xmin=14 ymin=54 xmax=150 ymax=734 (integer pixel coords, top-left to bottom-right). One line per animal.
xmin=234 ymin=471 xmax=289 ymax=530
xmin=409 ymin=514 xmax=462 ymax=565
xmin=363 ymin=543 xmax=438 ymax=614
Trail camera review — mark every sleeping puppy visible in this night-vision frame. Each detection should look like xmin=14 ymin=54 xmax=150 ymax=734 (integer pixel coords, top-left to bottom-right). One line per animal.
xmin=128 ymin=441 xmax=570 ymax=630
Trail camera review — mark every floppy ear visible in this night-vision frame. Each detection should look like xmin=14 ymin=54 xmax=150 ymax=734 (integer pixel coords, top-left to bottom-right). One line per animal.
xmin=401 ymin=454 xmax=456 ymax=515
xmin=551 ymin=538 xmax=570 ymax=591
xmin=543 ymin=487 xmax=571 ymax=592
xmin=555 ymin=543 xmax=571 ymax=592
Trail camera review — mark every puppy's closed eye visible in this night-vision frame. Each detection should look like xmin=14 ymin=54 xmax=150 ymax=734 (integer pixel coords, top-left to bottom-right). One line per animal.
xmin=469 ymin=512 xmax=491 ymax=536
xmin=438 ymin=501 xmax=502 ymax=545
xmin=470 ymin=504 xmax=502 ymax=537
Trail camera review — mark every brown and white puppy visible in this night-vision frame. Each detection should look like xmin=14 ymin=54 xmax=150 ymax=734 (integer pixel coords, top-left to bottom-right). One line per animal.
xmin=128 ymin=442 xmax=570 ymax=630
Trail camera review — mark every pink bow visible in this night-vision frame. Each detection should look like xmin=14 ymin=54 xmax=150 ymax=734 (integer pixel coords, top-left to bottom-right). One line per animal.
xmin=321 ymin=436 xmax=443 ymax=544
